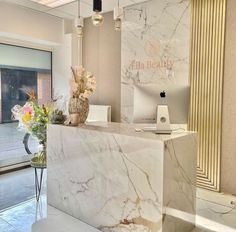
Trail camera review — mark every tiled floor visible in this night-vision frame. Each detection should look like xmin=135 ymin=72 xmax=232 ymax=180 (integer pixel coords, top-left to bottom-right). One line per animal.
xmin=0 ymin=196 xmax=47 ymax=232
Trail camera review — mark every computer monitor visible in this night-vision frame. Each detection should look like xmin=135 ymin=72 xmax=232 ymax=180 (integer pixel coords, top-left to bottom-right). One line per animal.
xmin=133 ymin=84 xmax=190 ymax=124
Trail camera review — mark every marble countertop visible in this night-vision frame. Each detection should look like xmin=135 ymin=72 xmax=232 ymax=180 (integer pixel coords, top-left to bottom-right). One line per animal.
xmin=49 ymin=122 xmax=195 ymax=142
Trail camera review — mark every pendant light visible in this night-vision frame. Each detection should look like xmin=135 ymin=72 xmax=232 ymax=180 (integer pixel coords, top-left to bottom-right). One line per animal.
xmin=91 ymin=0 xmax=104 ymax=26
xmin=113 ymin=0 xmax=123 ymax=31
xmin=74 ymin=0 xmax=83 ymax=37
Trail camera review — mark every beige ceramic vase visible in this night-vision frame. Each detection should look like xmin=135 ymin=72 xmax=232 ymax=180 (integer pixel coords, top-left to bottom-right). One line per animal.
xmin=68 ymin=97 xmax=89 ymax=124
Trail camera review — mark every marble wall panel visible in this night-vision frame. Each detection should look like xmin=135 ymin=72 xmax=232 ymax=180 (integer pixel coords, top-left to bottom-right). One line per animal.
xmin=121 ymin=0 xmax=190 ymax=122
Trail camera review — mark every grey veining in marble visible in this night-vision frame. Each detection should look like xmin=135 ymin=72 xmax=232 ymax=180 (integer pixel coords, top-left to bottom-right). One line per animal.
xmin=47 ymin=123 xmax=197 ymax=232
xmin=121 ymin=0 xmax=190 ymax=123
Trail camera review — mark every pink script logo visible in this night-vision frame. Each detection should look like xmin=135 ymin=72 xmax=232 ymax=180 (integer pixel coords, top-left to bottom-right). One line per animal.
xmin=129 ymin=59 xmax=174 ymax=70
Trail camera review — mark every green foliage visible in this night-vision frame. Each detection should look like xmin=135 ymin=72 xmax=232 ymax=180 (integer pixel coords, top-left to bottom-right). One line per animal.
xmin=28 ymin=99 xmax=50 ymax=146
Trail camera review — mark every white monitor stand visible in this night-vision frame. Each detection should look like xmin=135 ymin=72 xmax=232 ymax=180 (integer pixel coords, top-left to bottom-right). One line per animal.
xmin=156 ymin=105 xmax=172 ymax=134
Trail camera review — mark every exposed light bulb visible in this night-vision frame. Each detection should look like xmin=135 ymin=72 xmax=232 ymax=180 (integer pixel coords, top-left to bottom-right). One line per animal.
xmin=91 ymin=12 xmax=104 ymax=26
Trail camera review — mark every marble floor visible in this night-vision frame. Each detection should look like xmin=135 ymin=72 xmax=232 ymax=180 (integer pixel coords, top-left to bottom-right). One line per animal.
xmin=0 ymin=168 xmax=236 ymax=232
xmin=196 ymin=189 xmax=236 ymax=232
xmin=0 ymin=196 xmax=47 ymax=232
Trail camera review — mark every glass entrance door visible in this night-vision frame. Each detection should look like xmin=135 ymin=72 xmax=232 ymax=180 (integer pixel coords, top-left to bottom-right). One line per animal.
xmin=1 ymin=69 xmax=37 ymax=123
xmin=0 ymin=69 xmax=39 ymax=170
xmin=0 ymin=44 xmax=52 ymax=172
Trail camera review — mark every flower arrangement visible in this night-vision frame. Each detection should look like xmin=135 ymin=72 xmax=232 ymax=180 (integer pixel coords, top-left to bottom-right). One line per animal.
xmin=11 ymin=90 xmax=50 ymax=165
xmin=70 ymin=66 xmax=96 ymax=100
xmin=67 ymin=66 xmax=96 ymax=125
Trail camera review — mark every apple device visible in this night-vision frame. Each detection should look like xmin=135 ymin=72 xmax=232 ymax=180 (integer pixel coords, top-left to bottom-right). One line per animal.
xmin=133 ymin=84 xmax=190 ymax=134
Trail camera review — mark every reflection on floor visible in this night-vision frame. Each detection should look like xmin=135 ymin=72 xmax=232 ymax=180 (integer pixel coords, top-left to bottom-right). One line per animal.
xmin=0 ymin=196 xmax=47 ymax=232
xmin=32 ymin=201 xmax=100 ymax=232
xmin=0 ymin=168 xmax=236 ymax=232
xmin=0 ymin=168 xmax=46 ymax=210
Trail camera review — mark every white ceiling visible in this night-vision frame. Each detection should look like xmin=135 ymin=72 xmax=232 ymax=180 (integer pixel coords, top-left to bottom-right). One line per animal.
xmin=1 ymin=0 xmax=146 ymax=19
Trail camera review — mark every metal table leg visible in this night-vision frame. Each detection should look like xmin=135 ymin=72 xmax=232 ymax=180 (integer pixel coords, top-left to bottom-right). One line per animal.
xmin=34 ymin=167 xmax=45 ymax=202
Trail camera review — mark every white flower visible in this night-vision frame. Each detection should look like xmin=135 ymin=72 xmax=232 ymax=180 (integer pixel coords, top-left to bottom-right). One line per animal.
xmin=70 ymin=66 xmax=96 ymax=99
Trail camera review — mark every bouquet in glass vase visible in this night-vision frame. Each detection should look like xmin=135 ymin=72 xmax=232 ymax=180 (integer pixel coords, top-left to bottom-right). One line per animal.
xmin=11 ymin=90 xmax=50 ymax=167
xmin=68 ymin=65 xmax=96 ymax=124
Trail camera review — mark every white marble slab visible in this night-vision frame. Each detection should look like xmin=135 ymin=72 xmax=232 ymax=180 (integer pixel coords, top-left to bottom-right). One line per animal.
xmin=47 ymin=123 xmax=197 ymax=232
xmin=121 ymin=0 xmax=190 ymax=122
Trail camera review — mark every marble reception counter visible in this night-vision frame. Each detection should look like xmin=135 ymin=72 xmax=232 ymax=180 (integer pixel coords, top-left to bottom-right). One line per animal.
xmin=47 ymin=122 xmax=197 ymax=232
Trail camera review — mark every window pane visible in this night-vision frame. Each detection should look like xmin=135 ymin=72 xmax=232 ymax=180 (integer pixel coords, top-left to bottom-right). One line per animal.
xmin=0 ymin=44 xmax=52 ymax=171
xmin=0 ymin=44 xmax=51 ymax=70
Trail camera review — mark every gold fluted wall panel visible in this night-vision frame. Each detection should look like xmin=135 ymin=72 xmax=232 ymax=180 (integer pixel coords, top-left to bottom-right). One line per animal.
xmin=189 ymin=0 xmax=226 ymax=191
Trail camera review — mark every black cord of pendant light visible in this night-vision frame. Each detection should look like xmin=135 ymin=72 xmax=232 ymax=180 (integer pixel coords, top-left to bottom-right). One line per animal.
xmin=93 ymin=0 xmax=102 ymax=12
xmin=77 ymin=0 xmax=80 ymax=18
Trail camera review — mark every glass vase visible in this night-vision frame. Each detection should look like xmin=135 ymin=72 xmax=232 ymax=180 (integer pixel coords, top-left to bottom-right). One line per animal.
xmin=30 ymin=143 xmax=47 ymax=168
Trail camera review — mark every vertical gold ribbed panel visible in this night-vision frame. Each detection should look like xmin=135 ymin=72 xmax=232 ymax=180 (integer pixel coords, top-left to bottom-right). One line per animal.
xmin=189 ymin=0 xmax=226 ymax=191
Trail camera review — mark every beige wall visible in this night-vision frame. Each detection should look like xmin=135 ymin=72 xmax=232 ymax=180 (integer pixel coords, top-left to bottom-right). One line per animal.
xmin=82 ymin=12 xmax=121 ymax=122
xmin=52 ymin=34 xmax=73 ymax=107
xmin=0 ymin=2 xmax=63 ymax=45
xmin=0 ymin=2 xmax=78 ymax=116
xmin=221 ymin=0 xmax=236 ymax=195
